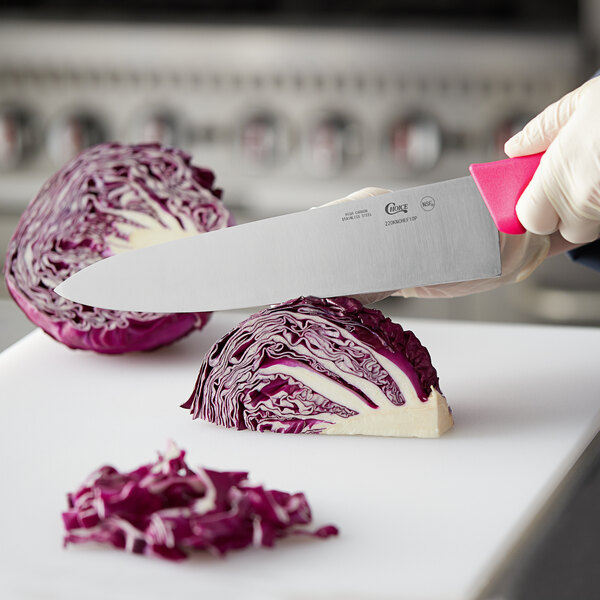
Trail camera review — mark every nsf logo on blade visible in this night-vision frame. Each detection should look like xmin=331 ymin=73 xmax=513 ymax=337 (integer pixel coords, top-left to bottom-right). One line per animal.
xmin=420 ymin=196 xmax=436 ymax=211
xmin=385 ymin=201 xmax=408 ymax=215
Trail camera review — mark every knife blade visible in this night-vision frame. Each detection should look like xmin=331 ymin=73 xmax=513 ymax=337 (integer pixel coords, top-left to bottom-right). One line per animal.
xmin=54 ymin=153 xmax=543 ymax=313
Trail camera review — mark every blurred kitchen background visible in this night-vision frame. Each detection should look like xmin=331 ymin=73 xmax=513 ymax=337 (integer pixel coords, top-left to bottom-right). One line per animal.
xmin=1 ymin=0 xmax=600 ymax=346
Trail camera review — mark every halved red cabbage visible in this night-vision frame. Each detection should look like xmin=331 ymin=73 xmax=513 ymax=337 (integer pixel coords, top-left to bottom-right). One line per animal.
xmin=4 ymin=142 xmax=233 ymax=353
xmin=184 ymin=296 xmax=453 ymax=437
xmin=62 ymin=443 xmax=338 ymax=561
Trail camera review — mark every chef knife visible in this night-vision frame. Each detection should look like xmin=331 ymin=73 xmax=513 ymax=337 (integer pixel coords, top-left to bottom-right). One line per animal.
xmin=55 ymin=152 xmax=543 ymax=313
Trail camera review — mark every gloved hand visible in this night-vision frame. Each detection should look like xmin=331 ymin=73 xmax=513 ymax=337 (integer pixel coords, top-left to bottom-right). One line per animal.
xmin=320 ymin=187 xmax=395 ymax=304
xmin=504 ymin=76 xmax=600 ymax=244
xmin=320 ymin=186 xmax=393 ymax=207
xmin=395 ymin=231 xmax=550 ymax=299
xmin=325 ymin=187 xmax=550 ymax=302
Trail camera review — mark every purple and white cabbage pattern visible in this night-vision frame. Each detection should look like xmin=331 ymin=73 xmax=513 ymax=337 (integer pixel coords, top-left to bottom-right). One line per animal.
xmin=185 ymin=296 xmax=453 ymax=437
xmin=4 ymin=142 xmax=233 ymax=353
xmin=62 ymin=443 xmax=338 ymax=561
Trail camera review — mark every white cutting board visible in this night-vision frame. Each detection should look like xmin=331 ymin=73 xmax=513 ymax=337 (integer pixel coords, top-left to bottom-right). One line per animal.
xmin=1 ymin=314 xmax=599 ymax=600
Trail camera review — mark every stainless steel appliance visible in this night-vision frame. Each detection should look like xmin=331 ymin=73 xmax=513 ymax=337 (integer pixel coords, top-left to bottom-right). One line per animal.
xmin=0 ymin=1 xmax=597 ymax=324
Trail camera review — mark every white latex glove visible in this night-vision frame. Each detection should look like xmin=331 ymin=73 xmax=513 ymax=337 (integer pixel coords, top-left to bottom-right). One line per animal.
xmin=324 ymin=187 xmax=550 ymax=302
xmin=320 ymin=186 xmax=393 ymax=207
xmin=504 ymin=76 xmax=600 ymax=244
xmin=396 ymin=231 xmax=550 ymax=299
xmin=320 ymin=187 xmax=395 ymax=304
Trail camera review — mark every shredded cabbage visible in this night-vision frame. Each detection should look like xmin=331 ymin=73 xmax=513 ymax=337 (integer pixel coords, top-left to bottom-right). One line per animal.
xmin=62 ymin=442 xmax=338 ymax=560
xmin=4 ymin=142 xmax=233 ymax=353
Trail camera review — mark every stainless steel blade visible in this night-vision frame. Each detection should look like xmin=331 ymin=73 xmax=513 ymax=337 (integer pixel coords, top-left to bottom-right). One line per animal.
xmin=55 ymin=176 xmax=501 ymax=312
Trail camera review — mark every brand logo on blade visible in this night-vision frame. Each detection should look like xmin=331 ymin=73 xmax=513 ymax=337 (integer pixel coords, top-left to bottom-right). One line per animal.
xmin=420 ymin=196 xmax=436 ymax=211
xmin=385 ymin=201 xmax=409 ymax=215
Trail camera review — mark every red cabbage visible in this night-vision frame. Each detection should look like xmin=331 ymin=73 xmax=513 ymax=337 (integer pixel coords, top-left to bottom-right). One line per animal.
xmin=4 ymin=142 xmax=233 ymax=353
xmin=62 ymin=442 xmax=338 ymax=561
xmin=184 ymin=296 xmax=453 ymax=437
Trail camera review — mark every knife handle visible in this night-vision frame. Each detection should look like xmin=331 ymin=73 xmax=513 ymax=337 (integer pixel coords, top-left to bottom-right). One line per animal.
xmin=469 ymin=152 xmax=544 ymax=235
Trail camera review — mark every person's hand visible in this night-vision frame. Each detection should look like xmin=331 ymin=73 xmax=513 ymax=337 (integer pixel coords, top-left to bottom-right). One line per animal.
xmin=321 ymin=188 xmax=550 ymax=302
xmin=320 ymin=186 xmax=393 ymax=207
xmin=394 ymin=231 xmax=549 ymax=299
xmin=320 ymin=187 xmax=394 ymax=304
xmin=504 ymin=76 xmax=600 ymax=244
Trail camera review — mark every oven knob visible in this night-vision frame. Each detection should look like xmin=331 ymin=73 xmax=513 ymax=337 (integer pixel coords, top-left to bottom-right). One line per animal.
xmin=46 ymin=112 xmax=106 ymax=166
xmin=238 ymin=112 xmax=289 ymax=170
xmin=305 ymin=114 xmax=361 ymax=176
xmin=132 ymin=111 xmax=179 ymax=147
xmin=0 ymin=107 xmax=34 ymax=170
xmin=389 ymin=115 xmax=442 ymax=172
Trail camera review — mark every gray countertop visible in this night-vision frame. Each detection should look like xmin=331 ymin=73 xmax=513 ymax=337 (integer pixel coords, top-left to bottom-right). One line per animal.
xmin=0 ymin=299 xmax=35 ymax=353
xmin=476 ymin=431 xmax=600 ymax=600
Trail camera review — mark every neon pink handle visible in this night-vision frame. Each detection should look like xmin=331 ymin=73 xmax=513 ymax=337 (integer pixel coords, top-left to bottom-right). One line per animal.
xmin=469 ymin=152 xmax=544 ymax=235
